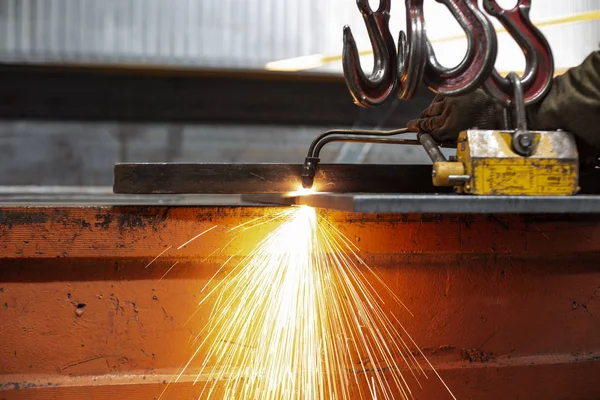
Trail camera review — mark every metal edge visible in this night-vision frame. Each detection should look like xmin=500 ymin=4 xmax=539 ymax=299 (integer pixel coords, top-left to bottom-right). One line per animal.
xmin=292 ymin=193 xmax=600 ymax=214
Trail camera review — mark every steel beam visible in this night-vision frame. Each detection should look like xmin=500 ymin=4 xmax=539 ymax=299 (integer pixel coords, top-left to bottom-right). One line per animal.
xmin=113 ymin=163 xmax=445 ymax=194
xmin=114 ymin=162 xmax=600 ymax=202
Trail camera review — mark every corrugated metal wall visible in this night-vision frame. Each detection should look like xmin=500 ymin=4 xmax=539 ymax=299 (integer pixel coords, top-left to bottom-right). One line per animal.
xmin=0 ymin=0 xmax=597 ymax=71
xmin=0 ymin=0 xmax=324 ymax=68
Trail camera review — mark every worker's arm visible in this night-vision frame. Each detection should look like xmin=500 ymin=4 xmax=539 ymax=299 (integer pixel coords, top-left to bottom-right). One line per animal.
xmin=527 ymin=51 xmax=600 ymax=166
xmin=408 ymin=51 xmax=600 ymax=159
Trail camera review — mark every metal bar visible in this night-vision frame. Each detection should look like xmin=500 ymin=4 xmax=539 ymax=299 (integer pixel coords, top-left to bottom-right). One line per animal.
xmin=285 ymin=193 xmax=600 ymax=214
xmin=113 ymin=163 xmax=445 ymax=194
xmin=0 ymin=186 xmax=258 ymax=206
xmin=115 ymin=162 xmax=600 ymax=196
xmin=0 ymin=197 xmax=257 ymax=207
xmin=4 ymin=190 xmax=600 ymax=214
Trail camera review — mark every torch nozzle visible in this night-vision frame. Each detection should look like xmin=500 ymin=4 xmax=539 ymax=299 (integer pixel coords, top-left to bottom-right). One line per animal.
xmin=301 ymin=157 xmax=320 ymax=189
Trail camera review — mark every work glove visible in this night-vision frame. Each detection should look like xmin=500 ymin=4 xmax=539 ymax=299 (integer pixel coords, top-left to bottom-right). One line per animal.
xmin=406 ymin=89 xmax=506 ymax=146
xmin=408 ymin=51 xmax=600 ymax=168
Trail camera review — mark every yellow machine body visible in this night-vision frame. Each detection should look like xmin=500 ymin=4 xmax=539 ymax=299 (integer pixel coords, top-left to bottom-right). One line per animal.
xmin=434 ymin=130 xmax=579 ymax=196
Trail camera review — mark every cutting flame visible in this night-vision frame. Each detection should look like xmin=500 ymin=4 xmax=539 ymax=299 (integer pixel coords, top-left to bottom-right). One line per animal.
xmin=288 ymin=184 xmax=317 ymax=197
xmin=163 ymin=206 xmax=455 ymax=399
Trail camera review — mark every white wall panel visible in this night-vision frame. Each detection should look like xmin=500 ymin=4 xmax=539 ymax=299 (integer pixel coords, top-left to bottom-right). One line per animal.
xmin=0 ymin=0 xmax=596 ymax=71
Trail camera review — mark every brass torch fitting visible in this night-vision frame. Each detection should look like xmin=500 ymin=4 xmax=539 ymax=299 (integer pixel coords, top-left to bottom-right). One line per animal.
xmin=432 ymin=162 xmax=468 ymax=186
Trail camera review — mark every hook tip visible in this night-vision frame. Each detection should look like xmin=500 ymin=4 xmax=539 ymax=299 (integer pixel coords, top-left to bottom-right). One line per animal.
xmin=342 ymin=25 xmax=354 ymax=42
xmin=342 ymin=26 xmax=359 ymax=62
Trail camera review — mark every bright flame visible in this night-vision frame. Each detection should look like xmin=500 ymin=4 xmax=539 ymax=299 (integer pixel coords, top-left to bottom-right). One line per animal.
xmin=288 ymin=185 xmax=317 ymax=197
xmin=163 ymin=207 xmax=455 ymax=399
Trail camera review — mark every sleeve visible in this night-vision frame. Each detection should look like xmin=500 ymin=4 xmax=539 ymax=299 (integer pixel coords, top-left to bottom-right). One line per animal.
xmin=527 ymin=51 xmax=600 ymax=153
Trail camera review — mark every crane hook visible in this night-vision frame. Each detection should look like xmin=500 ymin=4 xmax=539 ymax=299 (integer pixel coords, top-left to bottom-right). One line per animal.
xmin=423 ymin=0 xmax=498 ymax=96
xmin=342 ymin=0 xmax=398 ymax=107
xmin=396 ymin=0 xmax=427 ymax=100
xmin=482 ymin=0 xmax=554 ymax=105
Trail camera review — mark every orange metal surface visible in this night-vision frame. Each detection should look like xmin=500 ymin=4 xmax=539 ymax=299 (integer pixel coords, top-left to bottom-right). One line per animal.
xmin=1 ymin=206 xmax=600 ymax=399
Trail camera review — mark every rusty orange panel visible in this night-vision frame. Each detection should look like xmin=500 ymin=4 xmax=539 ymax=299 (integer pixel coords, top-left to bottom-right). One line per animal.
xmin=1 ymin=207 xmax=600 ymax=399
xmin=2 ymin=208 xmax=600 ymax=258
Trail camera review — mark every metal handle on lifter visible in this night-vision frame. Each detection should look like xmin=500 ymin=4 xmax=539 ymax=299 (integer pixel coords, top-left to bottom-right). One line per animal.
xmin=418 ymin=133 xmax=446 ymax=163
xmin=507 ymin=72 xmax=534 ymax=156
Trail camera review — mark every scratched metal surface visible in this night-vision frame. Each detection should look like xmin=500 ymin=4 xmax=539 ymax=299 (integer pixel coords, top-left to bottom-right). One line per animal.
xmin=1 ymin=207 xmax=600 ymax=399
xmin=291 ymin=193 xmax=600 ymax=214
xmin=0 ymin=186 xmax=259 ymax=206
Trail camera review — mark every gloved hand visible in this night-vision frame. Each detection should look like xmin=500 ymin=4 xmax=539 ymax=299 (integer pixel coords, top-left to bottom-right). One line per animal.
xmin=407 ymin=89 xmax=506 ymax=146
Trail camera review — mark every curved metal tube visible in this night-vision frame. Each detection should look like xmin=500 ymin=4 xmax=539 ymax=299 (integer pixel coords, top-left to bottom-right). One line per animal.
xmin=307 ymin=127 xmax=409 ymax=158
xmin=302 ymin=127 xmax=411 ymax=189
xmin=424 ymin=0 xmax=498 ymax=96
xmin=342 ymin=0 xmax=398 ymax=107
xmin=397 ymin=0 xmax=427 ymax=100
xmin=482 ymin=0 xmax=554 ymax=105
xmin=313 ymin=136 xmax=420 ymax=158
xmin=300 ymin=126 xmax=455 ymax=188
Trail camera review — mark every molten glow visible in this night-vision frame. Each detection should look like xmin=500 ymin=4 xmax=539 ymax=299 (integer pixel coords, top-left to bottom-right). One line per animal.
xmin=163 ymin=207 xmax=455 ymax=399
xmin=288 ymin=185 xmax=317 ymax=197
